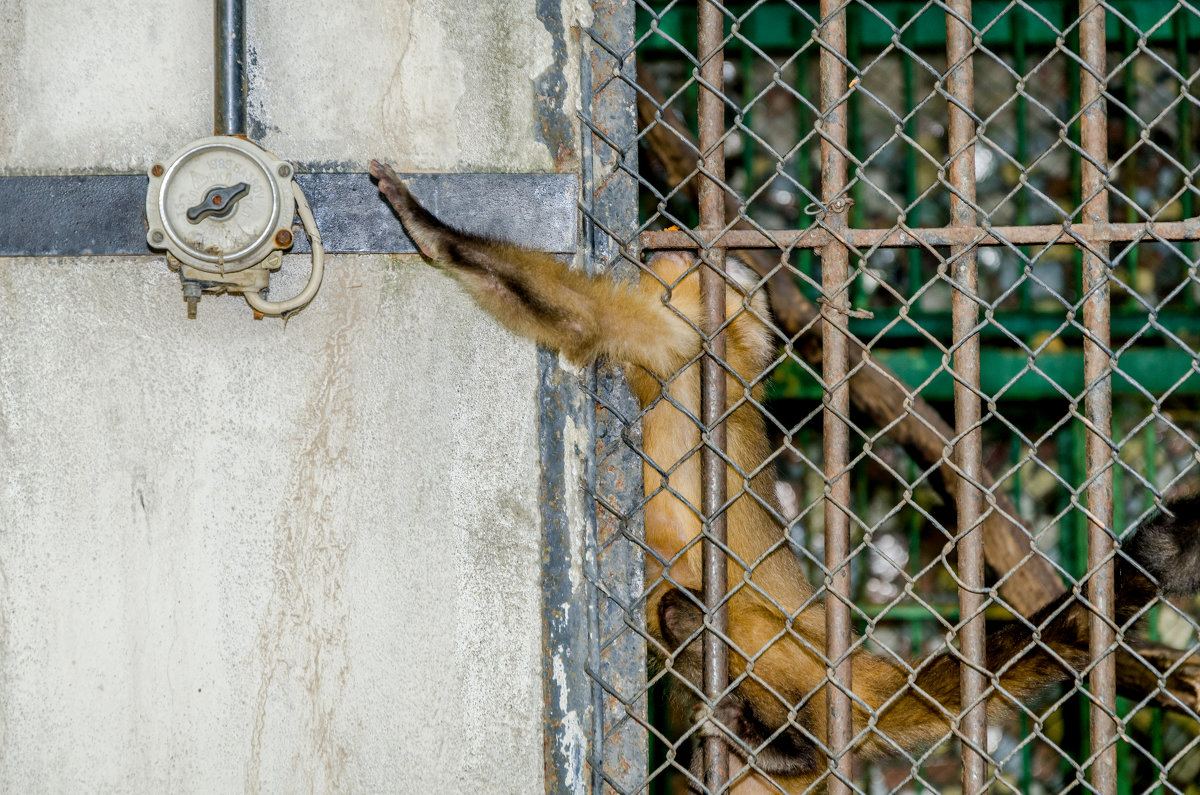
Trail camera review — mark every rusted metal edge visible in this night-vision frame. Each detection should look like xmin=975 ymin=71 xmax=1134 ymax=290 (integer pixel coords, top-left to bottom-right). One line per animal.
xmin=819 ymin=1 xmax=854 ymax=793
xmin=698 ymin=0 xmax=731 ymax=791
xmin=539 ymin=6 xmax=598 ymax=790
xmin=639 ymin=219 xmax=1200 ymax=250
xmin=532 ymin=0 xmax=577 ymax=172
xmin=1080 ymin=1 xmax=1117 ymax=792
xmin=538 ymin=5 xmax=607 ymax=792
xmin=580 ymin=1 xmax=647 ymax=792
xmin=539 ymin=350 xmax=595 ymax=795
xmin=945 ymin=2 xmax=988 ymax=792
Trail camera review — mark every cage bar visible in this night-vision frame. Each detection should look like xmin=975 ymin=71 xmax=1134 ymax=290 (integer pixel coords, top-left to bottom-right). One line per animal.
xmin=595 ymin=3 xmax=1200 ymax=792
xmin=697 ymin=1 xmax=731 ymax=791
xmin=902 ymin=10 xmax=922 ymax=299
xmin=639 ymin=219 xmax=1200 ymax=251
xmin=1014 ymin=9 xmax=1033 ymax=311
xmin=1179 ymin=11 xmax=1199 ymax=312
xmin=818 ymin=2 xmax=853 ymax=792
xmin=945 ymin=2 xmax=988 ymax=792
xmin=1079 ymin=2 xmax=1117 ymax=793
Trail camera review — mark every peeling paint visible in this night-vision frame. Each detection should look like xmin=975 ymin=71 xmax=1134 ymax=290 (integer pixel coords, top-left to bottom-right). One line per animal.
xmin=562 ymin=411 xmax=586 ymax=592
xmin=582 ymin=0 xmax=648 ymax=787
xmin=539 ymin=343 xmax=595 ymax=795
xmin=552 ymin=652 xmax=589 ymax=791
xmin=533 ymin=0 xmax=577 ymax=172
xmin=244 ymin=44 xmax=279 ymax=144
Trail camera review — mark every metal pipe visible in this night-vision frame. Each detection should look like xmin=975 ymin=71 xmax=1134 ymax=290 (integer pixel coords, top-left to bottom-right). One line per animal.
xmin=214 ymin=0 xmax=247 ymax=137
xmin=818 ymin=2 xmax=853 ymax=792
xmin=698 ymin=1 xmax=730 ymax=791
xmin=639 ymin=218 xmax=1200 ymax=250
xmin=1080 ymin=2 xmax=1117 ymax=792
xmin=945 ymin=2 xmax=988 ymax=792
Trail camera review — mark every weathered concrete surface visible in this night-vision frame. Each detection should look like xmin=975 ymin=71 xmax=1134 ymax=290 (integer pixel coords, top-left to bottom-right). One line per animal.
xmin=0 ymin=258 xmax=545 ymax=793
xmin=0 ymin=0 xmax=577 ymax=175
xmin=0 ymin=1 xmax=211 ymax=175
xmin=0 ymin=258 xmax=544 ymax=792
xmin=248 ymin=0 xmax=561 ymax=172
xmin=0 ymin=0 xmax=585 ymax=791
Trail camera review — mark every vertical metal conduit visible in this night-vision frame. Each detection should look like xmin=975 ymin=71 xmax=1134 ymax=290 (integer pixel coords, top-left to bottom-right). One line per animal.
xmin=945 ymin=2 xmax=988 ymax=792
xmin=817 ymin=2 xmax=853 ymax=792
xmin=215 ymin=0 xmax=247 ymax=137
xmin=1079 ymin=2 xmax=1117 ymax=792
xmin=698 ymin=1 xmax=730 ymax=791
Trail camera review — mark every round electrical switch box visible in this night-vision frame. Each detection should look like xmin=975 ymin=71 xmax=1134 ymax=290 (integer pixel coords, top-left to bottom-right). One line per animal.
xmin=146 ymin=137 xmax=296 ymax=273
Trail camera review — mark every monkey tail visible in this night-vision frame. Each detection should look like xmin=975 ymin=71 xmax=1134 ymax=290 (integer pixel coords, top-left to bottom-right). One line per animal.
xmin=1121 ymin=493 xmax=1200 ymax=596
xmin=860 ymin=494 xmax=1200 ymax=755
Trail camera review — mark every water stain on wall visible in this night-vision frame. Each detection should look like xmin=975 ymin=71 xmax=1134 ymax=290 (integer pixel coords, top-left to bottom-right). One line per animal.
xmin=245 ymin=267 xmax=363 ymax=794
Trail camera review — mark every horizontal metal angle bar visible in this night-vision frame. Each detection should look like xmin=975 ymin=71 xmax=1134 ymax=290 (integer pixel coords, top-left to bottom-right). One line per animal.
xmin=768 ymin=348 xmax=1200 ymax=402
xmin=641 ymin=220 xmax=1200 ymax=251
xmin=0 ymin=172 xmax=578 ymax=257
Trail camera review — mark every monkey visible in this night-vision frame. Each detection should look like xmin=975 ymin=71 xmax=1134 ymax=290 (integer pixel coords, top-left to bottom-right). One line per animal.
xmin=369 ymin=159 xmax=1200 ymax=792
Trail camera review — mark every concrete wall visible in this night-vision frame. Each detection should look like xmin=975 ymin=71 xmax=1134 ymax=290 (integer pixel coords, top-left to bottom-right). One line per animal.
xmin=1 ymin=1 xmax=585 ymax=791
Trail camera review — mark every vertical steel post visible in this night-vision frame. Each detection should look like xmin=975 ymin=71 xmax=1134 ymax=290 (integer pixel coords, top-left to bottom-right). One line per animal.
xmin=583 ymin=2 xmax=648 ymax=789
xmin=1080 ymin=2 xmax=1116 ymax=792
xmin=1176 ymin=12 xmax=1197 ymax=311
xmin=214 ymin=0 xmax=247 ymax=137
xmin=818 ymin=2 xmax=853 ymax=793
xmin=698 ymin=1 xmax=730 ymax=791
xmin=945 ymin=2 xmax=988 ymax=792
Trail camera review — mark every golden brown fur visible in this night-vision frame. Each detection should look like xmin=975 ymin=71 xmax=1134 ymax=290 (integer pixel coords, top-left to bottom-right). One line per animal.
xmin=370 ymin=159 xmax=1200 ymax=793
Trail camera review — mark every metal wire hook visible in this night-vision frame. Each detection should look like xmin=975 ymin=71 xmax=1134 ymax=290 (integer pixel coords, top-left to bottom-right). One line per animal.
xmin=804 ymin=197 xmax=855 ymax=219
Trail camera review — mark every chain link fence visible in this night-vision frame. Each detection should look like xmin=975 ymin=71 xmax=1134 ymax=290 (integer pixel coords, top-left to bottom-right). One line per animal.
xmin=579 ymin=1 xmax=1200 ymax=792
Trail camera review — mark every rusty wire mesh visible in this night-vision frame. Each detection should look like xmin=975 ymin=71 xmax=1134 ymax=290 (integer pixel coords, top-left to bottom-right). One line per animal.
xmin=580 ymin=1 xmax=1200 ymax=793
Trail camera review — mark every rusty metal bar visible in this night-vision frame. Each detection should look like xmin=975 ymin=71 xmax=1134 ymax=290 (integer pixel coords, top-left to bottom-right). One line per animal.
xmin=945 ymin=2 xmax=988 ymax=792
xmin=1080 ymin=2 xmax=1117 ymax=792
xmin=698 ymin=1 xmax=730 ymax=791
xmin=818 ymin=2 xmax=853 ymax=793
xmin=578 ymin=3 xmax=648 ymax=791
xmin=639 ymin=218 xmax=1200 ymax=250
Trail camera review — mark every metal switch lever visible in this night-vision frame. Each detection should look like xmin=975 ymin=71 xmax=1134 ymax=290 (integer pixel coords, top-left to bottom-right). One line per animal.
xmin=186 ymin=181 xmax=249 ymax=223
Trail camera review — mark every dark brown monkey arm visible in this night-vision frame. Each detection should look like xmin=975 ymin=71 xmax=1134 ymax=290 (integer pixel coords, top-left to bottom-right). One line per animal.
xmin=370 ymin=159 xmax=698 ymax=377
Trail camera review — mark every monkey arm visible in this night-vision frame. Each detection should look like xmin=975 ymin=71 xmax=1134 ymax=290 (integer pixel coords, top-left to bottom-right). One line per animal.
xmin=371 ymin=161 xmax=1200 ymax=792
xmin=370 ymin=159 xmax=699 ymax=377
